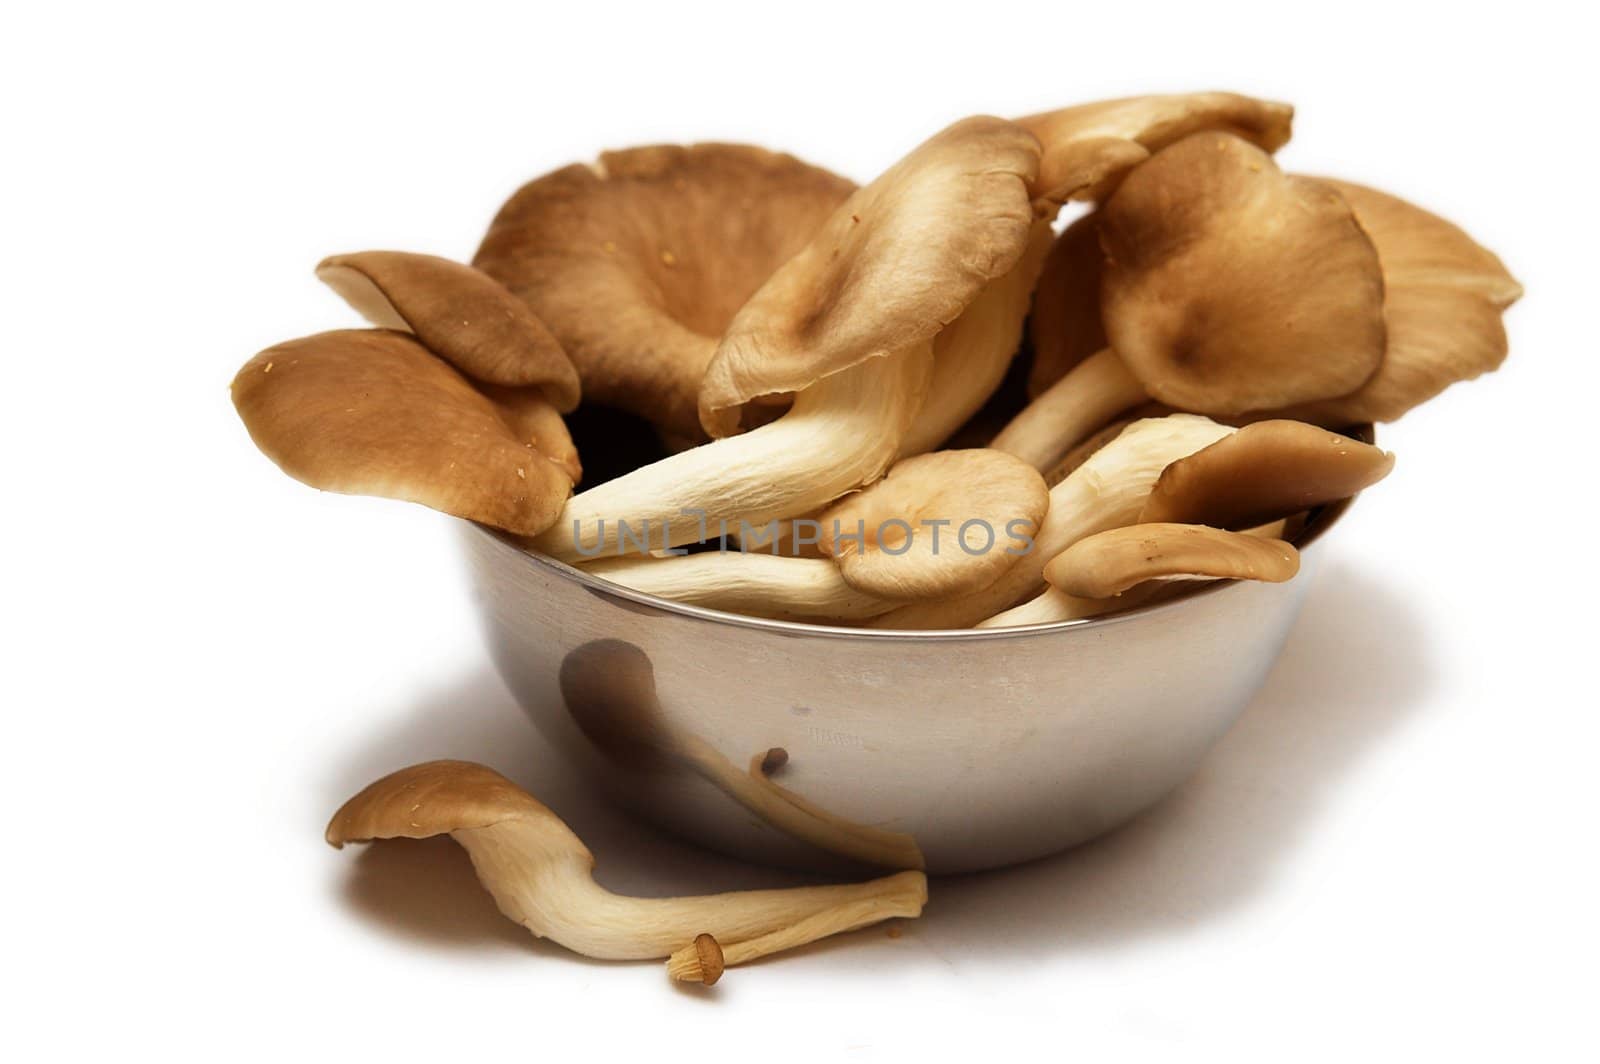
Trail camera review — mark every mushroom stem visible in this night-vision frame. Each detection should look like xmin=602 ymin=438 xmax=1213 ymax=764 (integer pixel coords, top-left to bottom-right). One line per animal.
xmin=989 ymin=349 xmax=1147 ymax=470
xmin=738 ymin=752 xmax=926 ymax=871
xmin=533 ymin=346 xmax=931 ymax=560
xmin=328 ymin=761 xmax=927 ymax=965
xmin=667 ymin=892 xmax=919 ymax=982
xmin=583 ymin=553 xmax=896 ymax=622
xmin=871 ymin=414 xmax=1235 ymax=629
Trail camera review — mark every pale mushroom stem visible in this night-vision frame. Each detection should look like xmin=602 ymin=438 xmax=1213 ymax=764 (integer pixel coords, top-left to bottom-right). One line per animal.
xmin=584 ymin=553 xmax=896 ymax=622
xmin=461 ymin=817 xmax=926 ymax=960
xmin=667 ymin=894 xmax=917 ymax=982
xmin=990 ymin=349 xmax=1146 ymax=471
xmin=534 ymin=346 xmax=930 ymax=561
xmin=872 ymin=415 xmax=1235 ymax=630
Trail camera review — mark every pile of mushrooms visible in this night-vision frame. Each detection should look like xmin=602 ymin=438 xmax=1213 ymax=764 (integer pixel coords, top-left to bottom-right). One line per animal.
xmin=231 ymin=91 xmax=1519 ymax=979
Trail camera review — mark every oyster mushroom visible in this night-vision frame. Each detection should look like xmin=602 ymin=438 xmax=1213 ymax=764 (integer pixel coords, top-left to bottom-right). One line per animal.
xmin=473 ymin=143 xmax=854 ymax=441
xmin=1140 ymin=419 xmax=1395 ymax=528
xmin=978 ymin=517 xmax=1296 ymax=627
xmin=872 ymin=414 xmax=1236 ymax=629
xmin=315 ymin=250 xmax=580 ymax=406
xmin=328 ymin=761 xmax=928 ymax=974
xmin=1275 ymin=179 xmax=1523 ymax=426
xmin=584 ymin=553 xmax=896 ymax=622
xmin=818 ymin=450 xmax=1049 ymax=600
xmin=1046 ymin=523 xmax=1299 ymax=597
xmin=231 ymin=329 xmax=576 ymax=535
xmin=998 ymin=133 xmax=1388 ymax=470
xmin=1018 ymin=91 xmax=1294 ymax=208
xmin=534 ymin=117 xmax=1039 ymax=561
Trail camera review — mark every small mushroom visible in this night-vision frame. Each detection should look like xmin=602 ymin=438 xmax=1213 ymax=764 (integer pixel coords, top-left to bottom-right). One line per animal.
xmin=535 ymin=117 xmax=1039 ymax=560
xmin=1017 ymin=91 xmax=1294 ymax=208
xmin=872 ymin=414 xmax=1236 ymax=629
xmin=1026 ymin=210 xmax=1106 ymax=397
xmin=315 ymin=251 xmax=580 ymax=406
xmin=327 ymin=761 xmax=928 ymax=973
xmin=1045 ymin=523 xmax=1300 ymax=598
xmin=818 ymin=450 xmax=1050 ymax=600
xmin=584 ymin=553 xmax=896 ymax=622
xmin=978 ymin=517 xmax=1295 ymax=627
xmin=231 ymin=329 xmax=576 ymax=535
xmin=1275 ymin=179 xmax=1523 ymax=425
xmin=474 ymin=144 xmax=855 ymax=440
xmin=996 ymin=133 xmax=1388 ymax=471
xmin=1139 ymin=419 xmax=1395 ymax=529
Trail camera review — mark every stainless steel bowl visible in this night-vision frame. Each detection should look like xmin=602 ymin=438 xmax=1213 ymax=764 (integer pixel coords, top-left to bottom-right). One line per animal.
xmin=464 ymin=490 xmax=1355 ymax=875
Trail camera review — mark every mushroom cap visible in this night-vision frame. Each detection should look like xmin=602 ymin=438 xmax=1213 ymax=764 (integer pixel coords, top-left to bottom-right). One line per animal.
xmin=818 ymin=449 xmax=1050 ymax=600
xmin=1139 ymin=419 xmax=1394 ymax=529
xmin=316 ymin=251 xmax=580 ymax=408
xmin=1045 ymin=523 xmax=1300 ymax=598
xmin=474 ymin=144 xmax=854 ymax=440
xmin=1027 ymin=210 xmax=1107 ymax=396
xmin=231 ymin=329 xmax=574 ymax=535
xmin=1099 ymin=132 xmax=1387 ymax=415
xmin=326 ymin=760 xmax=557 ymax=847
xmin=698 ymin=116 xmax=1041 ymax=438
xmin=1280 ymin=179 xmax=1523 ymax=425
xmin=1018 ymin=92 xmax=1294 ymax=207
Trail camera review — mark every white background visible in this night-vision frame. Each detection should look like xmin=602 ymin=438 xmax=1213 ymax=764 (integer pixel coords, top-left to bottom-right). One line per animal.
xmin=5 ymin=2 xmax=1596 ymax=1059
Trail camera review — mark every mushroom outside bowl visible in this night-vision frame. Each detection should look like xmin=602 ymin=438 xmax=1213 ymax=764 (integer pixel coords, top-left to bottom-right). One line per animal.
xmin=463 ymin=449 xmax=1364 ymax=876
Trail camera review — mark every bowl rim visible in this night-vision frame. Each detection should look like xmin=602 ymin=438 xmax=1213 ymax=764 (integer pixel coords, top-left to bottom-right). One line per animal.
xmin=469 ymin=425 xmax=1372 ymax=643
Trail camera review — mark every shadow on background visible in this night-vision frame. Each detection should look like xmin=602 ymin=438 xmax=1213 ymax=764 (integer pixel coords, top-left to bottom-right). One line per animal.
xmin=325 ymin=561 xmax=1430 ymax=967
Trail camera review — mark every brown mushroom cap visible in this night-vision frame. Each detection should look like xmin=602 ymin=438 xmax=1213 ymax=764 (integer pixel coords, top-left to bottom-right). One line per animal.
xmin=1018 ymin=92 xmax=1294 ymax=207
xmin=1279 ymin=179 xmax=1523 ymax=425
xmin=315 ymin=251 xmax=580 ymax=408
xmin=1099 ymin=132 xmax=1387 ymax=415
xmin=1027 ymin=210 xmax=1107 ymax=396
xmin=327 ymin=760 xmax=552 ymax=847
xmin=231 ymin=329 xmax=573 ymax=535
xmin=818 ymin=450 xmax=1049 ymax=600
xmin=473 ymin=144 xmax=854 ymax=440
xmin=698 ymin=116 xmax=1041 ymax=438
xmin=1139 ymin=420 xmax=1394 ymax=529
xmin=1045 ymin=523 xmax=1300 ymax=598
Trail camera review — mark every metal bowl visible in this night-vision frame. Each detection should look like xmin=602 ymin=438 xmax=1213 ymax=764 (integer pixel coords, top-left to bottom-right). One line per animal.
xmin=464 ymin=480 xmax=1357 ymax=875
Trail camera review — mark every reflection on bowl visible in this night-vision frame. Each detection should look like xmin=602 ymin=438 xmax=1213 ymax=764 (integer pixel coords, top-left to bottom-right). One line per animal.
xmin=463 ymin=473 xmax=1356 ymax=875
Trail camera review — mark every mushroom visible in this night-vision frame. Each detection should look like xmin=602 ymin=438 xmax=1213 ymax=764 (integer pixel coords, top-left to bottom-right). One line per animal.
xmin=978 ymin=517 xmax=1296 ymax=628
xmin=1017 ymin=91 xmax=1294 ymax=208
xmin=1026 ymin=209 xmax=1106 ymax=397
xmin=871 ymin=414 xmax=1236 ymax=629
xmin=327 ymin=760 xmax=928 ymax=975
xmin=533 ymin=117 xmax=1040 ymax=561
xmin=473 ymin=143 xmax=855 ymax=441
xmin=817 ymin=450 xmax=1049 ymax=600
xmin=231 ymin=329 xmax=576 ymax=535
xmin=1139 ymin=419 xmax=1395 ymax=529
xmin=1043 ymin=522 xmax=1300 ymax=601
xmin=992 ymin=132 xmax=1387 ymax=470
xmin=584 ymin=552 xmax=896 ymax=622
xmin=560 ymin=641 xmax=925 ymax=870
xmin=314 ymin=250 xmax=580 ymax=406
xmin=1274 ymin=179 xmax=1522 ymax=426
